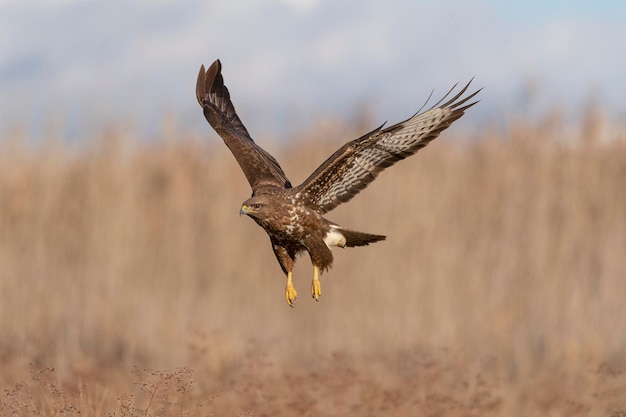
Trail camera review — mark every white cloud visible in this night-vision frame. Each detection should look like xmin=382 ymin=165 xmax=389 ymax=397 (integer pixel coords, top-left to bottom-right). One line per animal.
xmin=277 ymin=0 xmax=319 ymax=13
xmin=1 ymin=0 xmax=625 ymax=140
xmin=0 ymin=0 xmax=91 ymax=7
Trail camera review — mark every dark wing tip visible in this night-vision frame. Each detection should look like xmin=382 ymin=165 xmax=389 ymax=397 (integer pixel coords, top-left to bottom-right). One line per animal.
xmin=195 ymin=64 xmax=206 ymax=107
xmin=195 ymin=59 xmax=222 ymax=107
xmin=451 ymin=84 xmax=483 ymax=114
xmin=435 ymin=78 xmax=480 ymax=109
xmin=205 ymin=59 xmax=221 ymax=91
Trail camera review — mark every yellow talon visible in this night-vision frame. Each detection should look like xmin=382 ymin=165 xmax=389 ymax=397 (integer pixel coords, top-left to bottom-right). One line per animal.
xmin=285 ymin=271 xmax=297 ymax=307
xmin=311 ymin=266 xmax=321 ymax=301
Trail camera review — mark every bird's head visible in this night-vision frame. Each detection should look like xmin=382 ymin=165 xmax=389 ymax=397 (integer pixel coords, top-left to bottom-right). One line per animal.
xmin=239 ymin=195 xmax=271 ymax=220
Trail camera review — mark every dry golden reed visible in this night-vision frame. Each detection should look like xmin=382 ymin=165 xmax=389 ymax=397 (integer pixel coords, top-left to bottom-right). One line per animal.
xmin=0 ymin=112 xmax=625 ymax=415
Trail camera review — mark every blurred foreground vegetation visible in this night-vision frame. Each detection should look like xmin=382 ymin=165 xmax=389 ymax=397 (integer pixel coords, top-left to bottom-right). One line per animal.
xmin=1 ymin=110 xmax=625 ymax=415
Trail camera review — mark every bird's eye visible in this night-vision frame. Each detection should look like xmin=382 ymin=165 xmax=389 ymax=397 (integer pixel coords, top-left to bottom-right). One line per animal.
xmin=252 ymin=203 xmax=261 ymax=209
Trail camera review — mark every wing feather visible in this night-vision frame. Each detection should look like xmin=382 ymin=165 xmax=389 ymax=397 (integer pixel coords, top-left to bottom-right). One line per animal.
xmin=293 ymin=80 xmax=481 ymax=213
xmin=196 ymin=60 xmax=292 ymax=192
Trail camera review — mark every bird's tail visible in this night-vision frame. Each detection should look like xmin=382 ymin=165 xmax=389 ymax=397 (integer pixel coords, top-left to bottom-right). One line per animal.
xmin=339 ymin=228 xmax=386 ymax=247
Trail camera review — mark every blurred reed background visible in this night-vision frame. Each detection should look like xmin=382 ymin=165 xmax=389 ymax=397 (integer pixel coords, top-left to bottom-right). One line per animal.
xmin=0 ymin=109 xmax=625 ymax=415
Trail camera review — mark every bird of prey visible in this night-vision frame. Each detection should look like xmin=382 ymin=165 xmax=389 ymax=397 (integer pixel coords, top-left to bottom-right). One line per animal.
xmin=196 ymin=59 xmax=480 ymax=306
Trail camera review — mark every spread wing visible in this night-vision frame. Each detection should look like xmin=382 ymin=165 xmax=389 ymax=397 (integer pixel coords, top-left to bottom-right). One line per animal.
xmin=196 ymin=60 xmax=292 ymax=192
xmin=293 ymin=80 xmax=481 ymax=214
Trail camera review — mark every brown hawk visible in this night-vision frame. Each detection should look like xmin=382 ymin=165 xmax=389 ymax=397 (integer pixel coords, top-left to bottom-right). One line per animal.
xmin=196 ymin=59 xmax=480 ymax=306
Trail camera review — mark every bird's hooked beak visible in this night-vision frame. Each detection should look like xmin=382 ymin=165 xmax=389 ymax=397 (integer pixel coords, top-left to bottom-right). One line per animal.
xmin=239 ymin=204 xmax=250 ymax=216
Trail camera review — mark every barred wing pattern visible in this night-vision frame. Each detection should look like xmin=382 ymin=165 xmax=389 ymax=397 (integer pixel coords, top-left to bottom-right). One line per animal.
xmin=196 ymin=60 xmax=292 ymax=192
xmin=294 ymin=81 xmax=480 ymax=214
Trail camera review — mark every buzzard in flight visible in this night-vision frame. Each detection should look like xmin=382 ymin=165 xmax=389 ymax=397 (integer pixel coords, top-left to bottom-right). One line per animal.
xmin=196 ymin=60 xmax=480 ymax=306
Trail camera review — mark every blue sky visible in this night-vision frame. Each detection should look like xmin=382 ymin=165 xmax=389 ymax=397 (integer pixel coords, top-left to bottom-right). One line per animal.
xmin=0 ymin=0 xmax=624 ymax=142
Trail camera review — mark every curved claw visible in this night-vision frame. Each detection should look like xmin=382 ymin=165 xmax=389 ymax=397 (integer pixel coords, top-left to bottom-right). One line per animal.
xmin=311 ymin=278 xmax=321 ymax=301
xmin=311 ymin=266 xmax=321 ymax=301
xmin=286 ymin=284 xmax=298 ymax=307
xmin=285 ymin=271 xmax=297 ymax=307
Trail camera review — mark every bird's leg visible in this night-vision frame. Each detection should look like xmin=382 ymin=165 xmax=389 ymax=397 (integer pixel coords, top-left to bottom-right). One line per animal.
xmin=285 ymin=271 xmax=297 ymax=307
xmin=311 ymin=265 xmax=321 ymax=301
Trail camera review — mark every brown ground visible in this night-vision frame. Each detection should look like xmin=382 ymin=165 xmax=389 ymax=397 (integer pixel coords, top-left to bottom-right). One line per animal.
xmin=1 ymin=112 xmax=625 ymax=416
